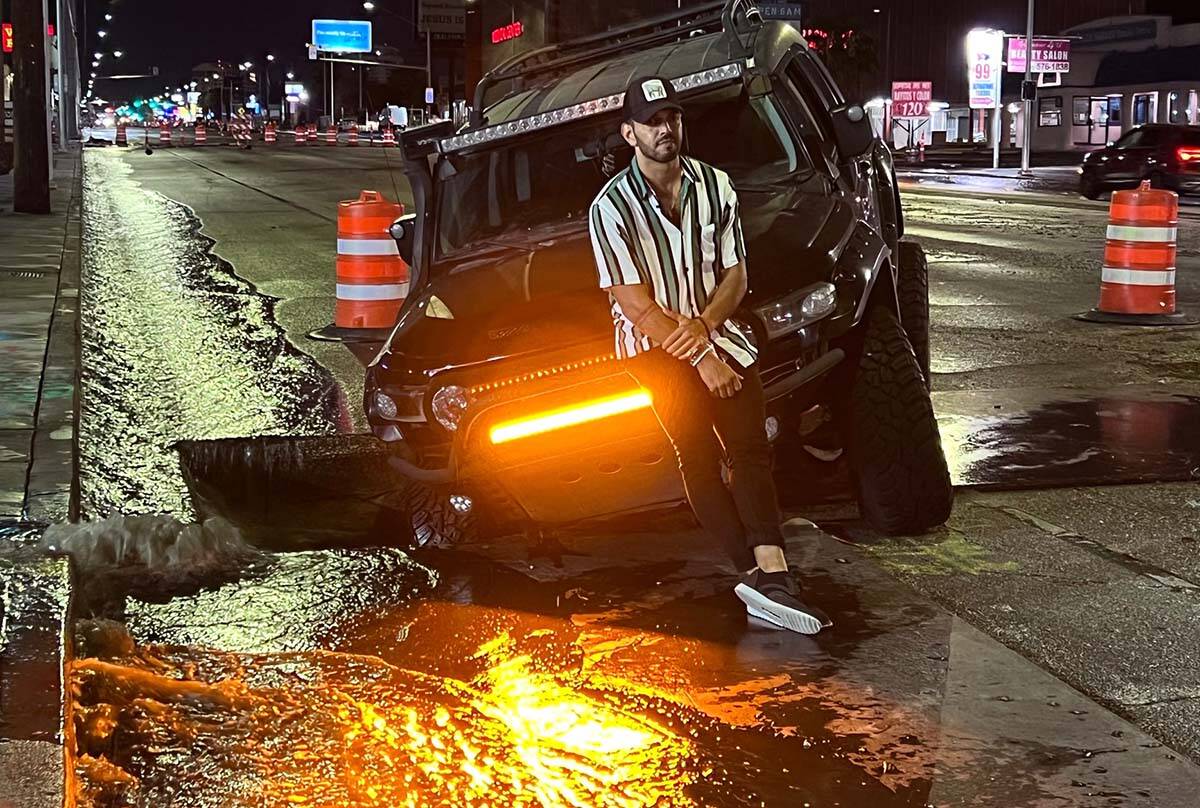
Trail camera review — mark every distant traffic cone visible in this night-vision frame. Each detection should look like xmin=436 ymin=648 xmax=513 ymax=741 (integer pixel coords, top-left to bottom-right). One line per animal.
xmin=264 ymin=122 xmax=277 ymax=144
xmin=918 ymin=140 xmax=925 ymax=163
xmin=195 ymin=123 xmax=207 ymax=145
xmin=158 ymin=121 xmax=172 ymax=147
xmin=1076 ymin=180 xmax=1197 ymax=325
xmin=326 ymin=125 xmax=338 ymax=146
xmin=381 ymin=126 xmax=395 ymax=147
xmin=348 ymin=123 xmax=359 ymax=147
xmin=115 ymin=123 xmax=127 ymax=146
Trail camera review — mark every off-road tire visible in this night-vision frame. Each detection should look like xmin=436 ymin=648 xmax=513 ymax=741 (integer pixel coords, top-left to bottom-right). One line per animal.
xmin=847 ymin=304 xmax=953 ymax=535
xmin=897 ymin=239 xmax=931 ymax=391
xmin=408 ymin=484 xmax=477 ymax=548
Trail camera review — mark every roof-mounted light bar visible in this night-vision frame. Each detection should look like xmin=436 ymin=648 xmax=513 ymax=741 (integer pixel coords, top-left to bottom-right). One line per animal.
xmin=439 ymin=61 xmax=744 ymax=153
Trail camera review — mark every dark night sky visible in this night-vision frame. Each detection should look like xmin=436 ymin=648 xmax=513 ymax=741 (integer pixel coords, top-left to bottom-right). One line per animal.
xmin=84 ymin=0 xmax=1200 ymax=104
xmin=87 ymin=0 xmax=423 ymax=102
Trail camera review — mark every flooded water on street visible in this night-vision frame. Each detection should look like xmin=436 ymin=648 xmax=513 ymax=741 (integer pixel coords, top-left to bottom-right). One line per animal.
xmin=70 ymin=570 xmax=936 ymax=808
xmin=78 ymin=152 xmax=350 ymax=520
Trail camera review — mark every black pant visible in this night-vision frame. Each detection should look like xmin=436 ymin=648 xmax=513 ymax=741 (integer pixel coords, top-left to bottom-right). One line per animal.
xmin=626 ymin=348 xmax=785 ymax=571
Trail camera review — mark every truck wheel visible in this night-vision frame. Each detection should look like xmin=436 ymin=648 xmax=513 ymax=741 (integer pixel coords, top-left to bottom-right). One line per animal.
xmin=847 ymin=304 xmax=953 ymax=534
xmin=408 ymin=484 xmax=476 ymax=548
xmin=897 ymin=239 xmax=931 ymax=391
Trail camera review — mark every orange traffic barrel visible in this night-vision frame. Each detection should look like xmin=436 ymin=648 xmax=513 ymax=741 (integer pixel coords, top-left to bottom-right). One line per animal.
xmin=348 ymin=123 xmax=359 ymax=147
xmin=115 ymin=123 xmax=127 ymax=146
xmin=1076 ymin=180 xmax=1197 ymax=325
xmin=264 ymin=122 xmax=276 ymax=144
xmin=381 ymin=127 xmax=396 ymax=147
xmin=310 ymin=191 xmax=409 ymax=341
xmin=158 ymin=121 xmax=172 ymax=146
xmin=326 ymin=126 xmax=338 ymax=145
xmin=195 ymin=123 xmax=207 ymax=145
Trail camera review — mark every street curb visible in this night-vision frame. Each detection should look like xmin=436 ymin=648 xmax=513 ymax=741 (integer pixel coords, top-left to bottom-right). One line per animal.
xmin=25 ymin=150 xmax=83 ymax=524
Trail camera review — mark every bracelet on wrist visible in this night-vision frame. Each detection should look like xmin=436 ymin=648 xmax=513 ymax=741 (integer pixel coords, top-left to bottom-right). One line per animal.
xmin=689 ymin=343 xmax=715 ymax=367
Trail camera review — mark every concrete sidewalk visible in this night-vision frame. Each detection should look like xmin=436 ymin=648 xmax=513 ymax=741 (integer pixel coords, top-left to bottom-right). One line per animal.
xmin=0 ymin=152 xmax=82 ymax=808
xmin=0 ymin=153 xmax=82 ymax=524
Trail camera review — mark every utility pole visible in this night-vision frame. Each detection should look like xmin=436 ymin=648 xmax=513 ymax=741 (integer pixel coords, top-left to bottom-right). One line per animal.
xmin=53 ymin=0 xmax=65 ymax=151
xmin=13 ymin=0 xmax=52 ymax=213
xmin=1019 ymin=0 xmax=1035 ymax=175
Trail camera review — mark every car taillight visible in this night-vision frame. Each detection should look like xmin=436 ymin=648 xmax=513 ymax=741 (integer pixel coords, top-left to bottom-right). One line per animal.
xmin=1178 ymin=146 xmax=1200 ymax=163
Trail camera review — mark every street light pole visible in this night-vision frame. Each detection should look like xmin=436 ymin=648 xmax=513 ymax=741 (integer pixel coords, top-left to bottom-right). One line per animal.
xmin=1019 ymin=0 xmax=1035 ymax=175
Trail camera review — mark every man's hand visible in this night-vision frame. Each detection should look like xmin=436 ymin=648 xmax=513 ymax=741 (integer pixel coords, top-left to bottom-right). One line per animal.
xmin=696 ymin=352 xmax=743 ymax=399
xmin=661 ymin=312 xmax=710 ymax=360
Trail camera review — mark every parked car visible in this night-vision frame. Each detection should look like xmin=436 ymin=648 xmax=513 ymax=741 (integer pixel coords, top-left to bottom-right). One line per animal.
xmin=366 ymin=0 xmax=952 ymax=546
xmin=1079 ymin=123 xmax=1200 ymax=199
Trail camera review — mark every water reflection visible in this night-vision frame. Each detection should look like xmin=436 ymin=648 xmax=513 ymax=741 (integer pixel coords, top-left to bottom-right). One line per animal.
xmin=70 ymin=599 xmax=933 ymax=807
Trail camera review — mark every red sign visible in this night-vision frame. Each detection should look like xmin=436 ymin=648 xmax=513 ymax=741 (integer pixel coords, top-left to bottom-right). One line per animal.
xmin=491 ymin=21 xmax=523 ymax=44
xmin=891 ymin=81 xmax=932 ymax=118
xmin=2 ymin=23 xmax=12 ymax=53
xmin=1006 ymin=37 xmax=1071 ymax=73
xmin=47 ymin=23 xmax=54 ymax=36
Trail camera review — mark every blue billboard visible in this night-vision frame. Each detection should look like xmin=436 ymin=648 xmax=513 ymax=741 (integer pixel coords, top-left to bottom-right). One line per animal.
xmin=311 ymin=19 xmax=372 ymax=53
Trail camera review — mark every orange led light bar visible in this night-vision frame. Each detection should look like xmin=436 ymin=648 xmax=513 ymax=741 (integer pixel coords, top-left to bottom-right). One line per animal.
xmin=489 ymin=389 xmax=653 ymax=445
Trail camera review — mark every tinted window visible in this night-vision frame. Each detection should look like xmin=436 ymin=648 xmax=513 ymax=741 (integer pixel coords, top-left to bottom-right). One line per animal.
xmin=1115 ymin=129 xmax=1149 ymax=148
xmin=434 ymin=86 xmax=805 ymax=260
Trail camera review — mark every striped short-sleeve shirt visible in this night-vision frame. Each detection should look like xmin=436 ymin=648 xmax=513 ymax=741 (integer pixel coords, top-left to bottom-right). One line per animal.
xmin=588 ymin=155 xmax=757 ymax=368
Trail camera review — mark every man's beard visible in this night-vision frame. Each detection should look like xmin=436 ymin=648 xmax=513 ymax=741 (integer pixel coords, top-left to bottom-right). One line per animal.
xmin=638 ymin=131 xmax=680 ymax=163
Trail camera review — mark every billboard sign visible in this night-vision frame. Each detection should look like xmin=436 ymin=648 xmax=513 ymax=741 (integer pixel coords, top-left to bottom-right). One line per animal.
xmin=891 ymin=81 xmax=932 ymax=118
xmin=418 ymin=0 xmax=465 ymax=36
xmin=284 ymin=82 xmax=305 ymax=102
xmin=311 ymin=19 xmax=372 ymax=53
xmin=2 ymin=23 xmax=12 ymax=53
xmin=1006 ymin=37 xmax=1071 ymax=73
xmin=966 ymin=29 xmax=1004 ymax=110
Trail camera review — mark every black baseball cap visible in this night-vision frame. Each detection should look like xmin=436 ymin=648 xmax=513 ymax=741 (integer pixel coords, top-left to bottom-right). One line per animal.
xmin=622 ymin=74 xmax=683 ymax=124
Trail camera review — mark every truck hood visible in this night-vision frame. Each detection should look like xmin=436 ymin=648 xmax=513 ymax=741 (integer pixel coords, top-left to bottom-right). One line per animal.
xmin=378 ymin=182 xmax=856 ymax=369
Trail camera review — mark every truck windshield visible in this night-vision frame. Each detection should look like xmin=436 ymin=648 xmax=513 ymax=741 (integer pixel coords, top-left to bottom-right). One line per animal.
xmin=434 ymin=86 xmax=804 ymax=260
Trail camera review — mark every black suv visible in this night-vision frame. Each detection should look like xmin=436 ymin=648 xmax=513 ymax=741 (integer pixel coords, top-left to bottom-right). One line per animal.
xmin=365 ymin=0 xmax=952 ymax=545
xmin=1079 ymin=124 xmax=1200 ymax=199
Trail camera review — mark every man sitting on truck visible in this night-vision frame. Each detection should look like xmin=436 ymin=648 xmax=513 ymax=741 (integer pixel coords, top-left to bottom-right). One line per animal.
xmin=588 ymin=74 xmax=833 ymax=635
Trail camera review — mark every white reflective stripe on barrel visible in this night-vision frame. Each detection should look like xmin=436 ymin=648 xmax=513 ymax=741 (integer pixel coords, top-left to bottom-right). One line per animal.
xmin=337 ymin=238 xmax=399 ymax=256
xmin=1101 ymin=267 xmax=1176 ymax=286
xmin=1106 ymin=225 xmax=1177 ymax=242
xmin=336 ymin=282 xmax=409 ymax=300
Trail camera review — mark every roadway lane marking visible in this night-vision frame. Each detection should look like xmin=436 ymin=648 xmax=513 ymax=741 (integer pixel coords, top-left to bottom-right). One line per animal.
xmin=164 ymin=151 xmax=336 ymax=223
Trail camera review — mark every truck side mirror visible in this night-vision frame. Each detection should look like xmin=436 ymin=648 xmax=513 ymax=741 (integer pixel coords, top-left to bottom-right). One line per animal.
xmin=830 ymin=103 xmax=875 ymax=160
xmin=389 ymin=213 xmax=418 ymax=265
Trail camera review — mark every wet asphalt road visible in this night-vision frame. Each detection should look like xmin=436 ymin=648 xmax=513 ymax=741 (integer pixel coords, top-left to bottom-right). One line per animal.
xmin=66 ymin=142 xmax=1200 ymax=806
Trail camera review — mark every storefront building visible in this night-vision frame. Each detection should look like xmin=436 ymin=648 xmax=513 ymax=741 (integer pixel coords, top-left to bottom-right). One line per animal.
xmin=1029 ymin=15 xmax=1200 ymax=151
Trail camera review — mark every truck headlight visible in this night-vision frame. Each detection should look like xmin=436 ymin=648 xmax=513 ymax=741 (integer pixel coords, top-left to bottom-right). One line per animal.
xmin=755 ymin=283 xmax=838 ymax=340
xmin=432 ymin=385 xmax=472 ymax=431
xmin=372 ymin=391 xmax=398 ymax=420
